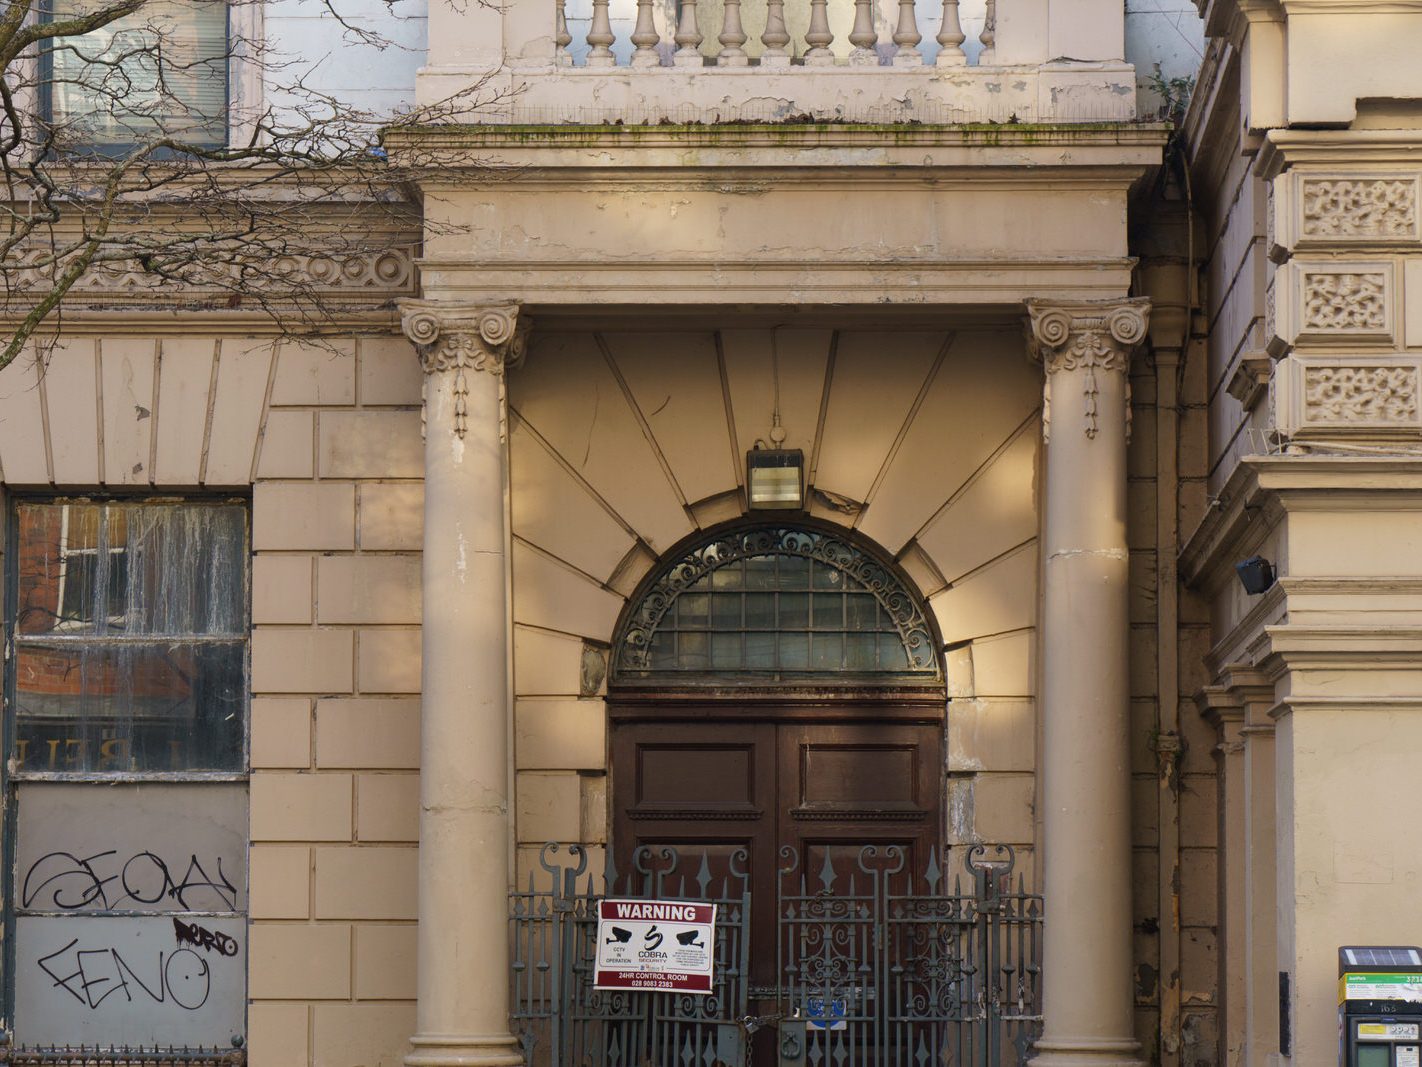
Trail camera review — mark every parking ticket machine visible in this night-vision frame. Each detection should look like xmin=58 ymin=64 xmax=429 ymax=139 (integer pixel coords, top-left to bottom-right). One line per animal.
xmin=1341 ymin=946 xmax=1422 ymax=1067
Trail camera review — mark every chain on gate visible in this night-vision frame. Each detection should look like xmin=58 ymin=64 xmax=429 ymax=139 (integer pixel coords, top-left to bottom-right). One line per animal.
xmin=510 ymin=844 xmax=1041 ymax=1067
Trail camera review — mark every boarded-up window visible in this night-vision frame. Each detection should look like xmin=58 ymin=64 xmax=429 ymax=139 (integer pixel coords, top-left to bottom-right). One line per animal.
xmin=5 ymin=499 xmax=249 ymax=1052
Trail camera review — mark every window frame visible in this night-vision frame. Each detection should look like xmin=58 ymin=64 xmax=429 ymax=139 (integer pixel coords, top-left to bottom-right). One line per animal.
xmin=37 ymin=0 xmax=233 ymax=157
xmin=1 ymin=492 xmax=251 ymax=1046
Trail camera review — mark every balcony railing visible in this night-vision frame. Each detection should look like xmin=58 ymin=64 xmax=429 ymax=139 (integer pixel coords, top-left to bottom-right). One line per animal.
xmin=557 ymin=0 xmax=994 ymax=68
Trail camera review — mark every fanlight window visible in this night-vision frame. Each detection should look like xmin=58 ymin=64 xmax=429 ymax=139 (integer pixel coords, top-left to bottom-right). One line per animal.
xmin=615 ymin=527 xmax=939 ymax=684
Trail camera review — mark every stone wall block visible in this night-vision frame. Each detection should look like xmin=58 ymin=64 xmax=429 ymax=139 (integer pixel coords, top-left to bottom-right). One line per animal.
xmin=515 ymin=698 xmax=606 ymax=770
xmin=319 ymin=410 xmax=422 ymax=478
xmin=316 ymin=698 xmax=420 ymax=768
xmin=356 ymin=773 xmax=420 ymax=842
xmin=254 ymin=482 xmax=356 ymax=550
xmin=44 ymin=339 xmax=100 ymax=484
xmin=254 ymin=555 xmax=315 ymax=624
xmin=251 ymin=697 xmax=313 ymax=769
xmin=250 ymin=772 xmax=354 ymax=842
xmin=250 ymin=846 xmax=312 ymax=919
xmin=359 ymin=482 xmax=423 ymax=550
xmin=252 ymin=627 xmax=355 ymax=693
xmin=354 ymin=925 xmax=418 ymax=999
xmin=312 ymin=1003 xmax=415 ymax=1067
xmin=516 ymin=771 xmax=583 ymax=843
xmin=313 ymin=846 xmax=418 ymax=919
xmin=318 ymin=555 xmax=422 ymax=625
xmin=205 ymin=340 xmax=275 ymax=484
xmin=257 ymin=410 xmax=316 ymax=479
xmin=99 ymin=339 xmax=157 ymax=485
xmin=153 ymin=338 xmax=216 ymax=485
xmin=272 ymin=339 xmax=357 ymax=406
xmin=357 ymin=628 xmax=422 ymax=693
xmin=249 ymin=923 xmax=352 ymax=999
xmin=358 ymin=336 xmax=421 ymax=406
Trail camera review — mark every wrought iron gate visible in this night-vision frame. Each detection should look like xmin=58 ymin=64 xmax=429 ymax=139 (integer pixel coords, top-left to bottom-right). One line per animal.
xmin=509 ymin=844 xmax=1041 ymax=1067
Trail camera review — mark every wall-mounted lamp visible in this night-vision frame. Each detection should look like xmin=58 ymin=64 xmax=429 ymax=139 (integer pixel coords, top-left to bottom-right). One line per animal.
xmin=1235 ymin=556 xmax=1276 ymax=596
xmin=747 ymin=447 xmax=804 ymax=510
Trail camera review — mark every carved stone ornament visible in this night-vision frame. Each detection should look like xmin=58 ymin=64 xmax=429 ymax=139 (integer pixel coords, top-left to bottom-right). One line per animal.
xmin=399 ymin=301 xmax=529 ymax=440
xmin=1301 ymin=178 xmax=1416 ymax=240
xmin=1303 ymin=365 xmax=1419 ymax=425
xmin=1025 ymin=298 xmax=1150 ymax=442
xmin=1302 ymin=272 xmax=1387 ymax=331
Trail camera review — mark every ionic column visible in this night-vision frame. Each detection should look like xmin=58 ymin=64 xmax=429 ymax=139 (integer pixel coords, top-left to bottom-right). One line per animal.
xmin=1026 ymin=297 xmax=1150 ymax=1067
xmin=399 ymin=301 xmax=529 ymax=1067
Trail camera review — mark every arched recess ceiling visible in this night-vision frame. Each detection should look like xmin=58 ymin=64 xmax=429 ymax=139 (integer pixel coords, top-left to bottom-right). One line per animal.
xmin=507 ymin=327 xmax=1042 ymax=658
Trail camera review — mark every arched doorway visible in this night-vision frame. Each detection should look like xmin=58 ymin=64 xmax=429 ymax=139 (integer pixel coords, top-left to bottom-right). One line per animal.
xmin=607 ymin=521 xmax=948 ymax=1048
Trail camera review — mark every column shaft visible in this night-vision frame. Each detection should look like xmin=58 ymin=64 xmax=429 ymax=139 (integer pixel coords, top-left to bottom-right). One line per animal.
xmin=1027 ymin=298 xmax=1149 ymax=1067
xmin=402 ymin=302 xmax=527 ymax=1067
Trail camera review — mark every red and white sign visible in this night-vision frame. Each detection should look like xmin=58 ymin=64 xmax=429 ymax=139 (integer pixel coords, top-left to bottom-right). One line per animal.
xmin=594 ymin=899 xmax=716 ymax=994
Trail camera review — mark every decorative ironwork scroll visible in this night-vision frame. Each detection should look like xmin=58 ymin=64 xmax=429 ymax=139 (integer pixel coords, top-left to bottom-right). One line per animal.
xmin=614 ymin=526 xmax=939 ymax=682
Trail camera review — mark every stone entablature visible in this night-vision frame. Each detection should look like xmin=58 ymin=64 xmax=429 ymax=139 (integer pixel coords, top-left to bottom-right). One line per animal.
xmin=389 ymin=124 xmax=1166 ymax=308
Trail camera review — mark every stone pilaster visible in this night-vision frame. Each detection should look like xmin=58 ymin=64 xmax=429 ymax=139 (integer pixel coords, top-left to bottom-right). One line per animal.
xmin=399 ymin=300 xmax=528 ymax=1067
xmin=1026 ymin=297 xmax=1150 ymax=1067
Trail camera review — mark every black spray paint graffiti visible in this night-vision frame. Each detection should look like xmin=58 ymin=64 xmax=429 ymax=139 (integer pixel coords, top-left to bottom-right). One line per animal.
xmin=22 ymin=850 xmax=239 ymax=912
xmin=172 ymin=917 xmax=239 ymax=957
xmin=37 ymin=938 xmax=212 ymax=1012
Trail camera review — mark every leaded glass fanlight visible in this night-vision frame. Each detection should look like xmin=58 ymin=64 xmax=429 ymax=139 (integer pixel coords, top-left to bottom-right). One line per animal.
xmin=613 ymin=525 xmax=941 ymax=685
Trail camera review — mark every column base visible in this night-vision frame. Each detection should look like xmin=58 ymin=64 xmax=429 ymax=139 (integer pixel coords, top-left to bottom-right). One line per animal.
xmin=406 ymin=1033 xmax=524 ymax=1067
xmin=1029 ymin=1036 xmax=1144 ymax=1067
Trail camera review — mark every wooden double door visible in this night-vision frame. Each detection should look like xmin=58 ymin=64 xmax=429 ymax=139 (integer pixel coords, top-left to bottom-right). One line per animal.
xmin=610 ymin=707 xmax=944 ymax=1009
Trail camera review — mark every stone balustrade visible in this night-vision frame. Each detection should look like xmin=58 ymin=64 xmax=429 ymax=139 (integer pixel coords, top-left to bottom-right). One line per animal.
xmin=560 ymin=0 xmax=990 ymax=68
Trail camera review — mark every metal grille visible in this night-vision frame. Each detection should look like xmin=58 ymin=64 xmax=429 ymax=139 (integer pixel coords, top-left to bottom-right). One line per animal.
xmin=510 ymin=845 xmax=751 ymax=1067
xmin=776 ymin=844 xmax=1041 ymax=1067
xmin=510 ymin=844 xmax=1041 ymax=1067
xmin=614 ymin=526 xmax=940 ymax=683
xmin=0 ymin=1046 xmax=243 ymax=1066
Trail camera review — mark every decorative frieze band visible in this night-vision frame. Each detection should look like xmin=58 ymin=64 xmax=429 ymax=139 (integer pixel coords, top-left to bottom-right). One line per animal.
xmin=1274 ymin=354 xmax=1422 ymax=438
xmin=1025 ymin=297 xmax=1150 ymax=442
xmin=399 ymin=301 xmax=529 ymax=440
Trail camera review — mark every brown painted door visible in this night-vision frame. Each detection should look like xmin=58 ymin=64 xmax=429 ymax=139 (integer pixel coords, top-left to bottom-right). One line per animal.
xmin=610 ymin=712 xmax=942 ymax=1037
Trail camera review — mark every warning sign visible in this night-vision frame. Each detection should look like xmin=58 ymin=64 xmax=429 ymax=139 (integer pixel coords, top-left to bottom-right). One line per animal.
xmin=594 ymin=899 xmax=716 ymax=995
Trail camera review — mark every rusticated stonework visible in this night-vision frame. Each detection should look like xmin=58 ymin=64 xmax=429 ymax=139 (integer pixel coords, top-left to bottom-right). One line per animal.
xmin=1302 ymin=272 xmax=1387 ymax=331
xmin=1025 ymin=298 xmax=1150 ymax=442
xmin=1301 ymin=179 xmax=1416 ymax=239
xmin=1303 ymin=365 xmax=1419 ymax=424
xmin=400 ymin=302 xmax=529 ymax=440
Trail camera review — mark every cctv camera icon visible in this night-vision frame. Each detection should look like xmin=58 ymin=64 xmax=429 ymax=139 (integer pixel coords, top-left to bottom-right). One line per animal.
xmin=676 ymin=931 xmax=704 ymax=948
xmin=605 ymin=927 xmax=633 ymax=945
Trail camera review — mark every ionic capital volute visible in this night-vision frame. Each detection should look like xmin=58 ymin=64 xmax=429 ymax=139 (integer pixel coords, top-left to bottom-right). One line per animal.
xmin=399 ymin=300 xmax=529 ymax=440
xmin=1024 ymin=297 xmax=1151 ymax=442
xmin=400 ymin=301 xmax=529 ymax=377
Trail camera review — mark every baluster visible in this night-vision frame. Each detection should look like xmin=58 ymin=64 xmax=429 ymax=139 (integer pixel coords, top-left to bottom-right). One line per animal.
xmin=587 ymin=0 xmax=616 ymax=66
xmin=631 ymin=0 xmax=661 ymax=66
xmin=891 ymin=0 xmax=921 ymax=64
xmin=673 ymin=0 xmax=704 ymax=66
xmin=848 ymin=0 xmax=877 ymax=65
xmin=555 ymin=0 xmax=573 ymax=65
xmin=935 ymin=0 xmax=965 ymax=65
xmin=719 ymin=0 xmax=749 ymax=65
xmin=978 ymin=0 xmax=996 ymax=63
xmin=804 ymin=0 xmax=835 ymax=65
xmin=761 ymin=0 xmax=791 ymax=65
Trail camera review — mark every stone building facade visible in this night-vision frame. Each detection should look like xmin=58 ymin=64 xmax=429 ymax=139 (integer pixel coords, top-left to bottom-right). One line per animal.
xmin=2 ymin=0 xmax=1421 ymax=1063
